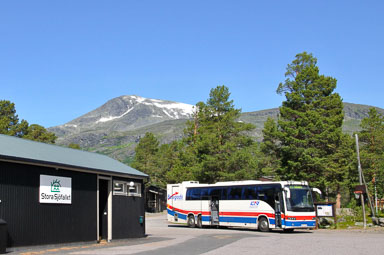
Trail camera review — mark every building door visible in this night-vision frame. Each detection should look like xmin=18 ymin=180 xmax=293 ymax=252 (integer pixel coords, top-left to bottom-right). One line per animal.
xmin=99 ymin=179 xmax=109 ymax=240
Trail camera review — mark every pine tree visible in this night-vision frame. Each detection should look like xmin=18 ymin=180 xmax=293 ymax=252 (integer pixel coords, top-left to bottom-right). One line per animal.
xmin=326 ymin=133 xmax=356 ymax=207
xmin=0 ymin=100 xmax=28 ymax=137
xmin=131 ymin=132 xmax=162 ymax=186
xmin=23 ymin=124 xmax=57 ymax=144
xmin=0 ymin=100 xmax=57 ymax=143
xmin=164 ymin=141 xmax=195 ymax=184
xmin=274 ymin=52 xmax=345 ymax=192
xmin=173 ymin=85 xmax=258 ymax=183
xmin=358 ymin=108 xmax=384 ymax=200
xmin=260 ymin=117 xmax=280 ymax=177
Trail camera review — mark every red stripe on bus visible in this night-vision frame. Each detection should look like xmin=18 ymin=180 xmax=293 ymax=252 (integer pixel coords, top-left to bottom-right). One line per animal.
xmin=168 ymin=204 xmax=314 ymax=220
xmin=168 ymin=204 xmax=277 ymax=218
xmin=219 ymin=211 xmax=275 ymax=218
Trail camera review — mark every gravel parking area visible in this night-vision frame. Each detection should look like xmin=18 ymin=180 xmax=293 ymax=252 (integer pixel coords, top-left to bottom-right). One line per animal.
xmin=10 ymin=212 xmax=384 ymax=255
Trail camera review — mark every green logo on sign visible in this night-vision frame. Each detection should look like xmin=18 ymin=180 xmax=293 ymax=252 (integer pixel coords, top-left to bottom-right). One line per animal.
xmin=51 ymin=179 xmax=61 ymax=192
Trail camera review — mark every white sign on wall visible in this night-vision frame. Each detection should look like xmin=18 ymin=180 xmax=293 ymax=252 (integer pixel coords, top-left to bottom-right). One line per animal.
xmin=316 ymin=204 xmax=334 ymax=217
xmin=39 ymin=175 xmax=72 ymax=204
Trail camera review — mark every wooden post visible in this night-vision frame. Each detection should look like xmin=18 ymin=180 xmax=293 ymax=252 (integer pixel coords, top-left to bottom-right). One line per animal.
xmin=355 ymin=134 xmax=367 ymax=229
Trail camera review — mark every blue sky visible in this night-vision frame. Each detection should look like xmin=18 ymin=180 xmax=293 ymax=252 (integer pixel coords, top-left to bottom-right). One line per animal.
xmin=1 ymin=1 xmax=383 ymax=128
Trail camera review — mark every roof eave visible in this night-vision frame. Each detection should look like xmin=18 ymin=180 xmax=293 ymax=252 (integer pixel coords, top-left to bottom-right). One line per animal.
xmin=0 ymin=155 xmax=149 ymax=181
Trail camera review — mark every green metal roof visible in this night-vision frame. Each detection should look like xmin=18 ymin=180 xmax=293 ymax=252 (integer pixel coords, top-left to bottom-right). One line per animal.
xmin=0 ymin=134 xmax=148 ymax=178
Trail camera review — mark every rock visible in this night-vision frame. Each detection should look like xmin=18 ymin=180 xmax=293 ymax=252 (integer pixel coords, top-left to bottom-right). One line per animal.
xmin=379 ymin=218 xmax=384 ymax=226
xmin=336 ymin=208 xmax=355 ymax=216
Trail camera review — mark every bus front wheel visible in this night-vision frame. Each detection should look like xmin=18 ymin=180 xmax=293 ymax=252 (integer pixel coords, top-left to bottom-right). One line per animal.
xmin=258 ymin=217 xmax=269 ymax=232
xmin=187 ymin=215 xmax=196 ymax=228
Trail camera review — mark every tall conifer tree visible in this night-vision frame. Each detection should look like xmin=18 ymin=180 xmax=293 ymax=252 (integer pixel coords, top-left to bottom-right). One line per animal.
xmin=0 ymin=100 xmax=57 ymax=143
xmin=358 ymin=108 xmax=384 ymax=200
xmin=173 ymin=85 xmax=258 ymax=183
xmin=273 ymin=52 xmax=345 ymax=192
xmin=131 ymin=132 xmax=163 ymax=186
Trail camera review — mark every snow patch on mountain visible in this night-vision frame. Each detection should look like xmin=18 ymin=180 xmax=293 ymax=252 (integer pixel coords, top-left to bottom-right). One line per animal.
xmin=130 ymin=95 xmax=194 ymax=117
xmin=97 ymin=107 xmax=135 ymax=123
xmin=64 ymin=124 xmax=78 ymax=128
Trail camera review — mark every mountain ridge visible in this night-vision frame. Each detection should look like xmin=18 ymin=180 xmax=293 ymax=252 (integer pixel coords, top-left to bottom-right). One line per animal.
xmin=49 ymin=96 xmax=384 ymax=162
xmin=50 ymin=95 xmax=194 ymax=137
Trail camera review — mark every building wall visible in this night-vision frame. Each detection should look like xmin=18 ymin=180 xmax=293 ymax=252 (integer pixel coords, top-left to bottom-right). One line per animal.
xmin=0 ymin=161 xmax=97 ymax=247
xmin=112 ymin=177 xmax=145 ymax=239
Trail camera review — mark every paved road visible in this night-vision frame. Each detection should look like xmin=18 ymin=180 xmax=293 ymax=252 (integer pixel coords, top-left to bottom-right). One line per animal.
xmin=14 ymin=213 xmax=384 ymax=255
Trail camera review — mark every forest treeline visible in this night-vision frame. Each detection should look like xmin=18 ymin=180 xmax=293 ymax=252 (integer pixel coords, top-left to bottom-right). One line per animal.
xmin=1 ymin=52 xmax=383 ymax=208
xmin=131 ymin=52 xmax=384 ymax=208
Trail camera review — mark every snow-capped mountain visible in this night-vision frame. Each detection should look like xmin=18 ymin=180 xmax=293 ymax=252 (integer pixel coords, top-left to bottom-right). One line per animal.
xmin=49 ymin=97 xmax=384 ymax=163
xmin=49 ymin=95 xmax=195 ymax=140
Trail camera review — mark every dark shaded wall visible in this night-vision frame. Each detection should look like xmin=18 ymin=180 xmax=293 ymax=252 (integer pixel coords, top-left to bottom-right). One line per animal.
xmin=112 ymin=177 xmax=145 ymax=239
xmin=0 ymin=161 xmax=97 ymax=247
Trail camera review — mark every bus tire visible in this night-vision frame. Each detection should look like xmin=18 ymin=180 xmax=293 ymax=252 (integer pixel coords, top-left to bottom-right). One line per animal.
xmin=197 ymin=215 xmax=203 ymax=228
xmin=187 ymin=215 xmax=196 ymax=228
xmin=258 ymin=217 xmax=270 ymax=232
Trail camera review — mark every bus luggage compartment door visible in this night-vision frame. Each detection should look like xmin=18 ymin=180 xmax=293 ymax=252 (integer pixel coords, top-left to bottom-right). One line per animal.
xmin=210 ymin=198 xmax=220 ymax=226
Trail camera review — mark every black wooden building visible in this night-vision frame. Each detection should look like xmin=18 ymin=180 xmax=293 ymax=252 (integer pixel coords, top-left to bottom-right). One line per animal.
xmin=145 ymin=185 xmax=166 ymax=213
xmin=0 ymin=134 xmax=148 ymax=248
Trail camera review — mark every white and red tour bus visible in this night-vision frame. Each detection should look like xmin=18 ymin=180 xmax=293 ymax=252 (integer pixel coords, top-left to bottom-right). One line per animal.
xmin=167 ymin=180 xmax=321 ymax=232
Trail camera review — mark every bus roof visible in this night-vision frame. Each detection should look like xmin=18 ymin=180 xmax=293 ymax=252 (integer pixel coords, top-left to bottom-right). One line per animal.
xmin=170 ymin=180 xmax=309 ymax=187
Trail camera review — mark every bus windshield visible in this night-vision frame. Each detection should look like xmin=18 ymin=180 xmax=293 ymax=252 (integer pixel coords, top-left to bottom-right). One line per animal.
xmin=285 ymin=185 xmax=314 ymax=212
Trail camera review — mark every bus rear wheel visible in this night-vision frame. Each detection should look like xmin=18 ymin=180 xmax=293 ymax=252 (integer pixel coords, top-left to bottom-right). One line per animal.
xmin=196 ymin=215 xmax=203 ymax=228
xmin=187 ymin=215 xmax=196 ymax=228
xmin=258 ymin=217 xmax=269 ymax=232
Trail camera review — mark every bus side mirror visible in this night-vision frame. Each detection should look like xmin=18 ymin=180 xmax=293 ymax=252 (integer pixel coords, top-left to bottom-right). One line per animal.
xmin=312 ymin=188 xmax=322 ymax=195
xmin=283 ymin=187 xmax=290 ymax=199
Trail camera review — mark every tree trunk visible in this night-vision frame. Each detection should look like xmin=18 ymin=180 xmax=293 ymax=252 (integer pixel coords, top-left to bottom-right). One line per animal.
xmin=336 ymin=191 xmax=341 ymax=209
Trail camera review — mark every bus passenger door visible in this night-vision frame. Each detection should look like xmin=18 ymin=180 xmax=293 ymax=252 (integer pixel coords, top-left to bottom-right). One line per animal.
xmin=210 ymin=197 xmax=220 ymax=226
xmin=274 ymin=192 xmax=282 ymax=228
xmin=170 ymin=185 xmax=180 ymax=222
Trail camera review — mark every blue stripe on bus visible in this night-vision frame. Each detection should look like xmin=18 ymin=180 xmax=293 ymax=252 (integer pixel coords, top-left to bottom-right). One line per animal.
xmin=285 ymin=221 xmax=316 ymax=227
xmin=201 ymin=216 xmax=211 ymax=222
xmin=167 ymin=209 xmax=187 ymax=220
xmin=219 ymin=216 xmax=257 ymax=224
xmin=178 ymin=214 xmax=187 ymax=220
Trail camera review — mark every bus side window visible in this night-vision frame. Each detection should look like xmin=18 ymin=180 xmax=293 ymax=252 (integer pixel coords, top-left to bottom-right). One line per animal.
xmin=188 ymin=188 xmax=201 ymax=200
xmin=228 ymin=186 xmax=243 ymax=200
xmin=201 ymin=188 xmax=209 ymax=200
xmin=257 ymin=185 xmax=276 ymax=208
xmin=209 ymin=187 xmax=222 ymax=200
xmin=221 ymin=187 xmax=227 ymax=200
xmin=186 ymin=189 xmax=192 ymax=200
xmin=243 ymin=186 xmax=257 ymax=200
